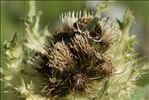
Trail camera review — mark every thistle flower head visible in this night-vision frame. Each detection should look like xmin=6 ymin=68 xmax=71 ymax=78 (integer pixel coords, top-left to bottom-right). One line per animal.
xmin=47 ymin=41 xmax=73 ymax=72
xmin=72 ymin=73 xmax=88 ymax=91
xmin=70 ymin=34 xmax=94 ymax=56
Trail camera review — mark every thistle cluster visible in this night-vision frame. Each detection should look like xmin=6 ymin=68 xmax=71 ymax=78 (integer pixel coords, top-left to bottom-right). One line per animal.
xmin=1 ymin=1 xmax=148 ymax=100
xmin=29 ymin=10 xmax=119 ymax=96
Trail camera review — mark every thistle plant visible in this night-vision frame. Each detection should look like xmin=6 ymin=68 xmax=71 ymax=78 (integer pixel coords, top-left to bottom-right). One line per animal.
xmin=1 ymin=1 xmax=148 ymax=100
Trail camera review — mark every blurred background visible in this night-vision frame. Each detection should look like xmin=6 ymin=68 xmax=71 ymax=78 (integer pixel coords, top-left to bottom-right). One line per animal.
xmin=1 ymin=1 xmax=149 ymax=100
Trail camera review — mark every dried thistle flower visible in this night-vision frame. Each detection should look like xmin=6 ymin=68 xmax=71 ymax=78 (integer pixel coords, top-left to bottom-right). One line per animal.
xmin=47 ymin=41 xmax=73 ymax=72
xmin=1 ymin=1 xmax=148 ymax=100
xmin=72 ymin=73 xmax=88 ymax=91
xmin=70 ymin=34 xmax=94 ymax=56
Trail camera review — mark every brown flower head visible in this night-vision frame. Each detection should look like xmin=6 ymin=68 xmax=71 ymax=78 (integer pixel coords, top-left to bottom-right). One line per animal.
xmin=72 ymin=73 xmax=88 ymax=91
xmin=70 ymin=34 xmax=94 ymax=56
xmin=47 ymin=41 xmax=73 ymax=72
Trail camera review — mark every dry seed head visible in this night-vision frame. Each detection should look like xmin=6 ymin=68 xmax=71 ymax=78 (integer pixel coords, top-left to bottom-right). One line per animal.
xmin=89 ymin=51 xmax=115 ymax=78
xmin=72 ymin=73 xmax=87 ymax=91
xmin=48 ymin=41 xmax=73 ymax=72
xmin=70 ymin=34 xmax=94 ymax=55
xmin=95 ymin=52 xmax=115 ymax=77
